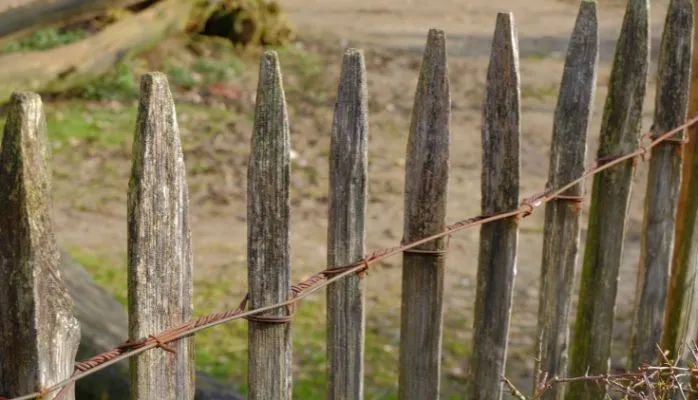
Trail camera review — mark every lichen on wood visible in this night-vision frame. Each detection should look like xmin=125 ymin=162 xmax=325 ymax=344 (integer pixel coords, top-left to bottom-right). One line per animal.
xmin=0 ymin=91 xmax=81 ymax=399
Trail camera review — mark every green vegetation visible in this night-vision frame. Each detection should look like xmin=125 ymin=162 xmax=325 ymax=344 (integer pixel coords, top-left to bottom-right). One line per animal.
xmin=194 ymin=55 xmax=245 ymax=81
xmin=520 ymin=84 xmax=559 ymax=101
xmin=1 ymin=28 xmax=89 ymax=54
xmin=70 ymin=247 xmax=409 ymax=397
xmin=0 ymin=100 xmax=136 ymax=151
xmin=0 ymin=95 xmax=236 ymax=155
xmin=44 ymin=103 xmax=137 ymax=148
xmin=167 ymin=51 xmax=245 ymax=90
xmin=275 ymin=44 xmax=323 ymax=78
xmin=68 ymin=247 xmax=129 ymax=307
xmin=68 ymin=245 xmax=469 ymax=398
xmin=76 ymin=62 xmax=141 ymax=101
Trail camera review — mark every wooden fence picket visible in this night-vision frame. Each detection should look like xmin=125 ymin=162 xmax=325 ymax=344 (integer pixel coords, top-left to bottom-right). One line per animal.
xmin=470 ymin=13 xmax=521 ymax=400
xmin=397 ymin=28 xmax=451 ymax=400
xmin=3 ymin=4 xmax=698 ymax=398
xmin=247 ymin=50 xmax=293 ymax=400
xmin=534 ymin=2 xmax=598 ymax=398
xmin=127 ymin=72 xmax=195 ymax=400
xmin=0 ymin=92 xmax=81 ymax=400
xmin=632 ymin=0 xmax=693 ymax=369
xmin=567 ymin=0 xmax=650 ymax=397
xmin=326 ymin=48 xmax=369 ymax=400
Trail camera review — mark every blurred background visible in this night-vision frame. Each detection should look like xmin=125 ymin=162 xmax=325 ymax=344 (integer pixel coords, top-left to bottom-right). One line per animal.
xmin=0 ymin=0 xmax=674 ymax=398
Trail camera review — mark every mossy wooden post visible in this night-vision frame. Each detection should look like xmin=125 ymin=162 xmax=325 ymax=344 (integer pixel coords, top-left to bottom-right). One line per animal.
xmin=0 ymin=92 xmax=81 ymax=399
xmin=470 ymin=13 xmax=520 ymax=400
xmin=671 ymin=0 xmax=698 ymax=344
xmin=127 ymin=73 xmax=195 ymax=399
xmin=566 ymin=0 xmax=649 ymax=397
xmin=534 ymin=2 xmax=598 ymax=398
xmin=662 ymin=1 xmax=698 ymax=364
xmin=247 ymin=50 xmax=292 ymax=400
xmin=398 ymin=29 xmax=451 ymax=400
xmin=631 ymin=0 xmax=692 ymax=369
xmin=326 ymin=49 xmax=368 ymax=399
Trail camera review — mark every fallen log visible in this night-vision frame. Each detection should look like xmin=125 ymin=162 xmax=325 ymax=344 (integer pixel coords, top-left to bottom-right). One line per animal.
xmin=0 ymin=0 xmax=193 ymax=104
xmin=0 ymin=0 xmax=146 ymax=41
xmin=60 ymin=250 xmax=243 ymax=399
xmin=0 ymin=0 xmax=294 ymax=104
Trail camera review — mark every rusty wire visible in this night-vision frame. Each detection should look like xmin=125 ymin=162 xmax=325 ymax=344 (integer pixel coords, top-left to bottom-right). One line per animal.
xmin=5 ymin=114 xmax=698 ymax=400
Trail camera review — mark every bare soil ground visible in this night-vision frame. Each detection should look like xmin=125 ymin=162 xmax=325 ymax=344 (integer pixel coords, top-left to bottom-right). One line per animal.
xmin=45 ymin=0 xmax=677 ymax=397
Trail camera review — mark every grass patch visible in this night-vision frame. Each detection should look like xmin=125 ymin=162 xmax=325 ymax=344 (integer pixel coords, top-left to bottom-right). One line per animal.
xmin=166 ymin=55 xmax=244 ymax=90
xmin=1 ymin=28 xmax=89 ymax=54
xmin=69 ymin=248 xmax=406 ymax=398
xmin=43 ymin=102 xmax=137 ymax=149
xmin=0 ymin=98 xmax=238 ymax=154
xmin=520 ymin=84 xmax=559 ymax=101
xmin=364 ymin=325 xmax=400 ymax=399
xmin=274 ymin=44 xmax=323 ymax=79
xmin=167 ymin=66 xmax=199 ymax=90
xmin=0 ymin=101 xmax=136 ymax=151
xmin=76 ymin=61 xmax=141 ymax=101
xmin=67 ymin=247 xmax=128 ymax=307
xmin=192 ymin=284 xmax=403 ymax=398
xmin=67 ymin=247 xmax=473 ymax=399
xmin=193 ymin=56 xmax=244 ymax=82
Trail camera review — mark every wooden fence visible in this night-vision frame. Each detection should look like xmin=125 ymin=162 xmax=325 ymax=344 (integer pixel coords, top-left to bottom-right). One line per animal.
xmin=0 ymin=0 xmax=696 ymax=398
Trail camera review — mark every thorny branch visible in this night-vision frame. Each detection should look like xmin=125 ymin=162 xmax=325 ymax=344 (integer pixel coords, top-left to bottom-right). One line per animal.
xmin=504 ymin=344 xmax=698 ymax=399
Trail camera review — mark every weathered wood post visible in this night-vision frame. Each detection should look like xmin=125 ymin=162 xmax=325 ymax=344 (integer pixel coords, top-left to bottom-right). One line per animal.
xmin=567 ymin=0 xmax=649 ymax=397
xmin=631 ymin=0 xmax=692 ymax=369
xmin=470 ymin=13 xmax=521 ymax=400
xmin=326 ymin=48 xmax=369 ymax=399
xmin=127 ymin=72 xmax=195 ymax=399
xmin=397 ymin=28 xmax=451 ymax=400
xmin=534 ymin=2 xmax=598 ymax=398
xmin=0 ymin=92 xmax=81 ymax=399
xmin=669 ymin=0 xmax=698 ymax=355
xmin=247 ymin=50 xmax=293 ymax=400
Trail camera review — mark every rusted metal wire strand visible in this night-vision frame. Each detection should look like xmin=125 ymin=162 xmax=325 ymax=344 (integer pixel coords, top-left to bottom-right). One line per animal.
xmin=6 ymin=114 xmax=698 ymax=400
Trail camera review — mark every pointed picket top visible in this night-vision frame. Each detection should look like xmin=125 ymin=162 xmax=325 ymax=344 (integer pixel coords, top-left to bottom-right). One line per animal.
xmin=127 ymin=72 xmax=194 ymax=399
xmin=471 ymin=13 xmax=521 ymax=400
xmin=0 ymin=92 xmax=81 ymax=399
xmin=247 ymin=50 xmax=292 ymax=400
xmin=402 ymin=28 xmax=450 ymax=247
xmin=480 ymin=12 xmax=520 ymax=216
xmin=535 ymin=2 xmax=598 ymax=398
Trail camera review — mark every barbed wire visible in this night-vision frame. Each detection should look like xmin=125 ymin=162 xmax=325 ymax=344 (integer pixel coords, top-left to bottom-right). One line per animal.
xmin=5 ymin=114 xmax=698 ymax=400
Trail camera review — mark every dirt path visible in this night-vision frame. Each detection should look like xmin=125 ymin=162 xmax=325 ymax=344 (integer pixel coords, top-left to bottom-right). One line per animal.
xmin=284 ymin=0 xmax=669 ymax=61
